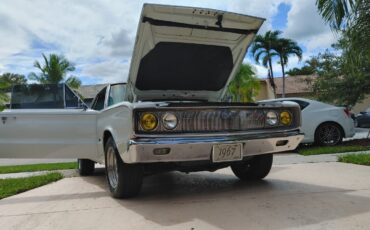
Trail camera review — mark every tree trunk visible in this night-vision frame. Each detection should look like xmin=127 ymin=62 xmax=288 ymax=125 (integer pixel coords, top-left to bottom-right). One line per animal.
xmin=268 ymin=58 xmax=276 ymax=97
xmin=281 ymin=56 xmax=286 ymax=98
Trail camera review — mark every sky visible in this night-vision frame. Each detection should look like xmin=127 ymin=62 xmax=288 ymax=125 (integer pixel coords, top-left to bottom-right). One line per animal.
xmin=0 ymin=0 xmax=337 ymax=85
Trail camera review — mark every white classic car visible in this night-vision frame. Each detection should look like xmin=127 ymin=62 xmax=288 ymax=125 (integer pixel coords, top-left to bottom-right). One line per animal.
xmin=0 ymin=4 xmax=304 ymax=198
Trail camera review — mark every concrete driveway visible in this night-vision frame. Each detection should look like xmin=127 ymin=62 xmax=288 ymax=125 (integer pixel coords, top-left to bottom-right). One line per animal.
xmin=1 ymin=162 xmax=370 ymax=230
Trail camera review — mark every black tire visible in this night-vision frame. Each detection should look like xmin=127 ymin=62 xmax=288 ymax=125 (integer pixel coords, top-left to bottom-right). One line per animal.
xmin=104 ymin=137 xmax=143 ymax=198
xmin=231 ymin=154 xmax=273 ymax=181
xmin=78 ymin=159 xmax=95 ymax=176
xmin=315 ymin=123 xmax=343 ymax=146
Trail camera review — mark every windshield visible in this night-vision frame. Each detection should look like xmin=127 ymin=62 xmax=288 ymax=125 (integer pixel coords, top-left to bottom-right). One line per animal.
xmin=108 ymin=84 xmax=126 ymax=107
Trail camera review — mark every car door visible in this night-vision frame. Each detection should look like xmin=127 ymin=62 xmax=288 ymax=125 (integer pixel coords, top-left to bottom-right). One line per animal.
xmin=0 ymin=84 xmax=99 ymax=159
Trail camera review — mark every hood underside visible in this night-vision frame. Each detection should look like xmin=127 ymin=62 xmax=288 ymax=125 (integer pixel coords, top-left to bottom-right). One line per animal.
xmin=126 ymin=4 xmax=265 ymax=102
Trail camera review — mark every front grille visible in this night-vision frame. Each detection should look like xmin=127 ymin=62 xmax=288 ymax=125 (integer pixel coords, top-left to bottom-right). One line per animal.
xmin=135 ymin=107 xmax=297 ymax=134
xmin=179 ymin=109 xmax=265 ymax=132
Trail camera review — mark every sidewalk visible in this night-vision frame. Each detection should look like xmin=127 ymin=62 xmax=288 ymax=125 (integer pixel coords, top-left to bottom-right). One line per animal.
xmin=0 ymin=169 xmax=78 ymax=179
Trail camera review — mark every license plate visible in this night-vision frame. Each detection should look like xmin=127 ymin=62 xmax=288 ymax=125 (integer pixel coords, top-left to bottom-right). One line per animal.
xmin=212 ymin=143 xmax=243 ymax=163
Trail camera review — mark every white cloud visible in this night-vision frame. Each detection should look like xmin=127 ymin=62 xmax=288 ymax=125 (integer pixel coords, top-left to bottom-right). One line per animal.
xmin=79 ymin=60 xmax=131 ymax=84
xmin=284 ymin=0 xmax=337 ymax=50
xmin=252 ymin=64 xmax=269 ymax=78
xmin=0 ymin=0 xmax=337 ymax=84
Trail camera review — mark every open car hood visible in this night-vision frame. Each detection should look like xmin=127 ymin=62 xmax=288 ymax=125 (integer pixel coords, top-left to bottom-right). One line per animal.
xmin=126 ymin=4 xmax=264 ymax=102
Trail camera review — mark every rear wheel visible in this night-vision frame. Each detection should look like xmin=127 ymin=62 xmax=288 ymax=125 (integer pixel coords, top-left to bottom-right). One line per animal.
xmin=231 ymin=154 xmax=273 ymax=181
xmin=105 ymin=137 xmax=143 ymax=198
xmin=315 ymin=123 xmax=343 ymax=146
xmin=78 ymin=159 xmax=95 ymax=176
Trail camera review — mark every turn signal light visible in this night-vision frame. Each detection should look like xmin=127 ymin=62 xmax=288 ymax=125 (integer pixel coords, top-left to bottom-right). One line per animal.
xmin=140 ymin=113 xmax=158 ymax=131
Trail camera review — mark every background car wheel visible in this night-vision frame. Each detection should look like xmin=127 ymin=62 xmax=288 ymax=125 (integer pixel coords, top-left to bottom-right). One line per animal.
xmin=315 ymin=123 xmax=343 ymax=146
xmin=105 ymin=137 xmax=143 ymax=198
xmin=231 ymin=154 xmax=273 ymax=181
xmin=78 ymin=159 xmax=95 ymax=176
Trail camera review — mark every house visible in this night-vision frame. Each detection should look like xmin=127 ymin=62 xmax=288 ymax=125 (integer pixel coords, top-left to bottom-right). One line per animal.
xmin=274 ymin=75 xmax=316 ymax=98
xmin=255 ymin=79 xmax=275 ymax=101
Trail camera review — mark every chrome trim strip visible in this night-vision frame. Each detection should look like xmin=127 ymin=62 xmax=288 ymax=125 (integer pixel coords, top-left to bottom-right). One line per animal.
xmin=133 ymin=128 xmax=300 ymax=138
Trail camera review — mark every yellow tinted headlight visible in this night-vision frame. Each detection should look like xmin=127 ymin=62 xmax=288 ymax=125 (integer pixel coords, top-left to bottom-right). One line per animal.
xmin=140 ymin=113 xmax=158 ymax=131
xmin=280 ymin=111 xmax=292 ymax=125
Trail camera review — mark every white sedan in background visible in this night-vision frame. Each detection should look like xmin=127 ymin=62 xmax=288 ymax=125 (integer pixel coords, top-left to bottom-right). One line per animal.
xmin=260 ymin=98 xmax=355 ymax=146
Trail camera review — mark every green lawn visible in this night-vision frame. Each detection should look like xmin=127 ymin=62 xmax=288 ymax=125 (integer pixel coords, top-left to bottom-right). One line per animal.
xmin=338 ymin=154 xmax=370 ymax=166
xmin=299 ymin=145 xmax=370 ymax=156
xmin=0 ymin=162 xmax=77 ymax=174
xmin=0 ymin=173 xmax=63 ymax=199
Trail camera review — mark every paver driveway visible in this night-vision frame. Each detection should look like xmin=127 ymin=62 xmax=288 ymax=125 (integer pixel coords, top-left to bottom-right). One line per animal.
xmin=1 ymin=162 xmax=370 ymax=230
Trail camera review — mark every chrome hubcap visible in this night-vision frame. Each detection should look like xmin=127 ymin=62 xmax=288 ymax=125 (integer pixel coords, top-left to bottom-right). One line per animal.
xmin=106 ymin=147 xmax=118 ymax=189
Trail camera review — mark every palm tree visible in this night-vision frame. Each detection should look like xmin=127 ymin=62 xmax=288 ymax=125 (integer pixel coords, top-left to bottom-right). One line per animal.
xmin=316 ymin=0 xmax=358 ymax=30
xmin=251 ymin=30 xmax=280 ymax=95
xmin=228 ymin=64 xmax=261 ymax=102
xmin=274 ymin=38 xmax=302 ymax=97
xmin=29 ymin=53 xmax=81 ymax=89
xmin=0 ymin=73 xmax=27 ymax=86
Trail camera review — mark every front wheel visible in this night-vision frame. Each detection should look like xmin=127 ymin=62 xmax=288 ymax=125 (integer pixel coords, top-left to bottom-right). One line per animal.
xmin=105 ymin=137 xmax=143 ymax=198
xmin=231 ymin=154 xmax=273 ymax=181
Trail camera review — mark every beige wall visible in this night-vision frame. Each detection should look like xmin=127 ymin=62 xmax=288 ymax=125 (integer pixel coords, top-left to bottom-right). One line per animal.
xmin=352 ymin=94 xmax=370 ymax=113
xmin=255 ymin=81 xmax=275 ymax=101
xmin=276 ymin=92 xmax=314 ymax=99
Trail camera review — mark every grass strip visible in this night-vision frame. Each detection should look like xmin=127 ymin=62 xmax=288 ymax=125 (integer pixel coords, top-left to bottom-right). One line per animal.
xmin=299 ymin=145 xmax=370 ymax=156
xmin=338 ymin=154 xmax=370 ymax=166
xmin=0 ymin=172 xmax=63 ymax=199
xmin=0 ymin=162 xmax=77 ymax=174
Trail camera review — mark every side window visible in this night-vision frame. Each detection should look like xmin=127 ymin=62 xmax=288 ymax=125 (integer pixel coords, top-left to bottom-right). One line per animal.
xmin=91 ymin=88 xmax=107 ymax=111
xmin=65 ymin=86 xmax=79 ymax=108
xmin=107 ymin=84 xmax=126 ymax=107
xmin=11 ymin=84 xmax=64 ymax=109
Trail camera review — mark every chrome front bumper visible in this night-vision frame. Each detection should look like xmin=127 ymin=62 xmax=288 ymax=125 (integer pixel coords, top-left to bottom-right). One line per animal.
xmin=121 ymin=130 xmax=304 ymax=164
